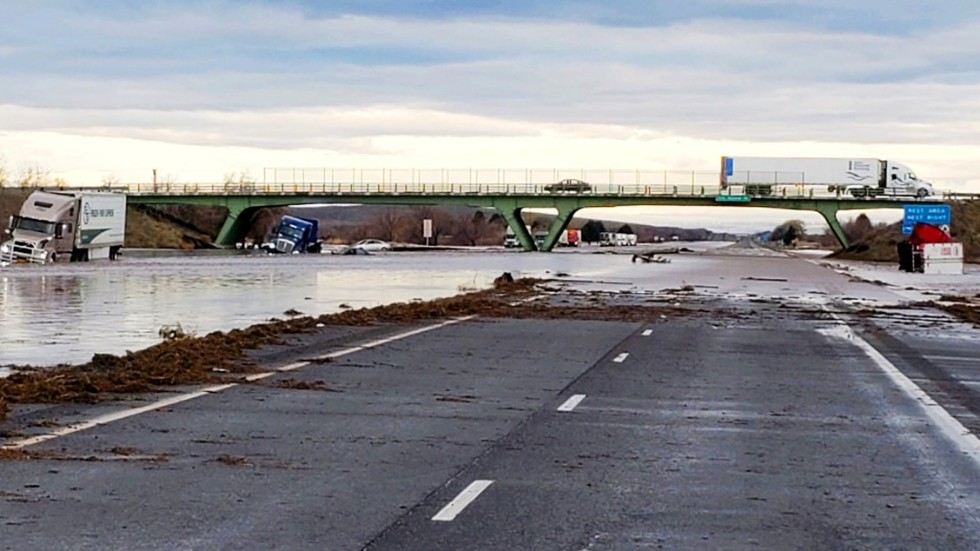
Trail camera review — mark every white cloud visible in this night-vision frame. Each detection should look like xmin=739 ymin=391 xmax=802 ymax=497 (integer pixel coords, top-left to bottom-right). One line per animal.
xmin=2 ymin=4 xmax=979 ymax=233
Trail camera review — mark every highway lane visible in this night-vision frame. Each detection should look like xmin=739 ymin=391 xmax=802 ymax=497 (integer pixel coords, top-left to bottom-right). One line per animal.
xmin=0 ymin=319 xmax=638 ymax=550
xmin=2 ymin=255 xmax=980 ymax=549
xmin=367 ymin=309 xmax=980 ymax=550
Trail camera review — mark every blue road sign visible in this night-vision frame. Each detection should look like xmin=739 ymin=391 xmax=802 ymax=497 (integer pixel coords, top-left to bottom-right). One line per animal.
xmin=902 ymin=204 xmax=951 ymax=234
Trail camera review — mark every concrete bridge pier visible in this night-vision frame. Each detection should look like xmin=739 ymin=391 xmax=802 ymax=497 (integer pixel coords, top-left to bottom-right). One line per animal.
xmin=814 ymin=203 xmax=849 ymax=250
xmin=539 ymin=205 xmax=580 ymax=252
xmin=215 ymin=203 xmax=262 ymax=247
xmin=498 ymin=205 xmax=536 ymax=251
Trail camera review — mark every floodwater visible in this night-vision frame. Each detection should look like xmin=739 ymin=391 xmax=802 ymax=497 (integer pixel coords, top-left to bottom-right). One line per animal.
xmin=0 ymin=246 xmax=725 ymax=367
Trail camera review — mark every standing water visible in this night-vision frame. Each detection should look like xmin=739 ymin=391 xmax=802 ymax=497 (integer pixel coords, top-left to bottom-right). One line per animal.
xmin=0 ymin=249 xmax=660 ymax=367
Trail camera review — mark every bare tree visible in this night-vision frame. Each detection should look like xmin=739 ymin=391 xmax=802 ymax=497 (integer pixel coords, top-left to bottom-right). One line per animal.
xmin=17 ymin=165 xmax=49 ymax=187
xmin=0 ymin=153 xmax=8 ymax=186
xmin=365 ymin=207 xmax=401 ymax=242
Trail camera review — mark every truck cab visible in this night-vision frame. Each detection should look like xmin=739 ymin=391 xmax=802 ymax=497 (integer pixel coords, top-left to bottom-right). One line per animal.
xmin=883 ymin=161 xmax=934 ymax=198
xmin=1 ymin=191 xmax=125 ymax=264
xmin=268 ymin=215 xmax=321 ymax=254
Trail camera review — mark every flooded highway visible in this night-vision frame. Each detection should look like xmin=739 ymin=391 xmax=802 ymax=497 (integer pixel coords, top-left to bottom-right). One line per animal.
xmin=0 ymin=248 xmax=672 ymax=367
xmin=3 ymin=245 xmax=980 ymax=549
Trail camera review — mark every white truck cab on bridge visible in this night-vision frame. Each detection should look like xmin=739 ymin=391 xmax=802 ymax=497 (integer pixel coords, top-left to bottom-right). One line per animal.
xmin=721 ymin=157 xmax=935 ymax=198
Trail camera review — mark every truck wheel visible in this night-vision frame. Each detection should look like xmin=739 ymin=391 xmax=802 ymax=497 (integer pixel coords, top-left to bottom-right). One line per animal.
xmin=48 ymin=252 xmax=58 ymax=264
xmin=916 ymin=188 xmax=929 ymax=198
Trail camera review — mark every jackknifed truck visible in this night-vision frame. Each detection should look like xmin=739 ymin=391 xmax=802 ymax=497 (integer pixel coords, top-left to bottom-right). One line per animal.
xmin=1 ymin=190 xmax=126 ymax=264
xmin=720 ymin=157 xmax=935 ymax=198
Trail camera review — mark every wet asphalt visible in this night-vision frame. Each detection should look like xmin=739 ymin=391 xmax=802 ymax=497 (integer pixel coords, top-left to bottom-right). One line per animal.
xmin=2 ymin=267 xmax=980 ymax=549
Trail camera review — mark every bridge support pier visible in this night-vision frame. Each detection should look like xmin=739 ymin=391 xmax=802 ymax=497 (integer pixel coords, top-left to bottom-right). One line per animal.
xmin=215 ymin=202 xmax=260 ymax=248
xmin=499 ymin=206 xmax=536 ymax=251
xmin=539 ymin=204 xmax=579 ymax=252
xmin=815 ymin=203 xmax=849 ymax=250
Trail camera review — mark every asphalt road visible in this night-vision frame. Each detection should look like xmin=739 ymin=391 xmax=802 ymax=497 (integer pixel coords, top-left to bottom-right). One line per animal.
xmin=2 ymin=259 xmax=980 ymax=549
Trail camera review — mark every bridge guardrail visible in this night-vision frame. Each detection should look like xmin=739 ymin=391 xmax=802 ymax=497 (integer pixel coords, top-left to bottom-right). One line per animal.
xmin=2 ymin=167 xmax=964 ymax=201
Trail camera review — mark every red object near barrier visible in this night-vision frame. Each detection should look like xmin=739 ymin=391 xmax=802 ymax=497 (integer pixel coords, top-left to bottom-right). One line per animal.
xmin=909 ymin=222 xmax=952 ymax=246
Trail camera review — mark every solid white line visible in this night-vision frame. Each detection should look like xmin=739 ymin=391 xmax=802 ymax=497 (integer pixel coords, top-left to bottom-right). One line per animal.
xmin=641 ymin=329 xmax=653 ymax=336
xmin=613 ymin=352 xmax=629 ymax=363
xmin=432 ymin=480 xmax=494 ymax=522
xmin=557 ymin=394 xmax=587 ymax=412
xmin=3 ymin=383 xmax=236 ymax=450
xmin=818 ymin=318 xmax=980 ymax=464
xmin=2 ymin=316 xmax=477 ymax=451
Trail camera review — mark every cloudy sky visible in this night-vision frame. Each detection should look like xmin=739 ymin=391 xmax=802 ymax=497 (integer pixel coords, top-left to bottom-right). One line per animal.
xmin=1 ymin=1 xmax=978 ymax=231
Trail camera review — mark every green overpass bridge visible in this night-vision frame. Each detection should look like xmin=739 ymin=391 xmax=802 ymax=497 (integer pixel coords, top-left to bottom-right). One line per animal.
xmin=47 ymin=169 xmax=952 ymax=251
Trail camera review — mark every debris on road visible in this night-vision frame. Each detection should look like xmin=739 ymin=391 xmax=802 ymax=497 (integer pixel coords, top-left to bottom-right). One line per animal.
xmin=632 ymin=253 xmax=671 ymax=264
xmin=0 ymin=276 xmax=706 ymax=422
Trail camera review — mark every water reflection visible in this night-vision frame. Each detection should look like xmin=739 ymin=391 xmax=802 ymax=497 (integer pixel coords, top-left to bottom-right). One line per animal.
xmin=0 ymin=250 xmax=631 ymax=367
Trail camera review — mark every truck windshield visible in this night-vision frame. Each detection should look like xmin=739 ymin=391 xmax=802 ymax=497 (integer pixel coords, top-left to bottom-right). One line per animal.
xmin=908 ymin=172 xmax=918 ymax=180
xmin=12 ymin=217 xmax=56 ymax=234
xmin=278 ymin=225 xmax=305 ymax=240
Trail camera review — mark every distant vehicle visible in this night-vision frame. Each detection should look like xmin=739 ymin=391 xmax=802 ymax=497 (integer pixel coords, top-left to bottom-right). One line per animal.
xmin=354 ymin=239 xmax=391 ymax=252
xmin=557 ymin=229 xmax=581 ymax=247
xmin=544 ymin=179 xmax=592 ymax=193
xmin=533 ymin=231 xmax=548 ymax=248
xmin=599 ymin=232 xmax=637 ymax=247
xmin=1 ymin=190 xmax=126 ymax=264
xmin=503 ymin=230 xmax=520 ymax=248
xmin=267 ymin=215 xmax=321 ymax=254
xmin=720 ymin=157 xmax=934 ymax=198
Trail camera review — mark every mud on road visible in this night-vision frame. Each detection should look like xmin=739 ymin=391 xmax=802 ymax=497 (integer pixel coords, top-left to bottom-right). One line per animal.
xmin=0 ymin=277 xmax=722 ymax=424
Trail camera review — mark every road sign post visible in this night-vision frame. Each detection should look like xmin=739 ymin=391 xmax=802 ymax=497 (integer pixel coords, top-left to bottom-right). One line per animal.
xmin=423 ymin=218 xmax=433 ymax=246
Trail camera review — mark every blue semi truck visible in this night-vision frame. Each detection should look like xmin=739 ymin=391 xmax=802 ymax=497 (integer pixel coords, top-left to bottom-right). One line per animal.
xmin=266 ymin=215 xmax=322 ymax=254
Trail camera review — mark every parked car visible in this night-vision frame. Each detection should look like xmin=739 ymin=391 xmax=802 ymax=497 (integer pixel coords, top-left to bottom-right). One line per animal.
xmin=544 ymin=179 xmax=591 ymax=193
xmin=353 ymin=239 xmax=391 ymax=252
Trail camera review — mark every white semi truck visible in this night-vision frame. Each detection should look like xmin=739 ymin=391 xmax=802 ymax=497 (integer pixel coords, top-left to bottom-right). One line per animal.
xmin=720 ymin=157 xmax=935 ymax=198
xmin=1 ymin=191 xmax=127 ymax=264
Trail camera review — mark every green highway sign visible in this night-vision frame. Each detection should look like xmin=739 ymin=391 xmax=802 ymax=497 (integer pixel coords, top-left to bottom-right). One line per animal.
xmin=715 ymin=195 xmax=751 ymax=203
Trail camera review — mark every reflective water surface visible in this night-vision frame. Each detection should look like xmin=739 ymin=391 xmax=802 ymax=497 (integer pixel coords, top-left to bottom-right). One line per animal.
xmin=1 ymin=248 xmax=677 ymax=367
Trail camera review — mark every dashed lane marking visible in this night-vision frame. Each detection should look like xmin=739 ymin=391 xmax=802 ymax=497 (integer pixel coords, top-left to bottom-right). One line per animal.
xmin=641 ymin=329 xmax=653 ymax=336
xmin=613 ymin=352 xmax=629 ymax=363
xmin=557 ymin=394 xmax=587 ymax=412
xmin=432 ymin=480 xmax=494 ymax=522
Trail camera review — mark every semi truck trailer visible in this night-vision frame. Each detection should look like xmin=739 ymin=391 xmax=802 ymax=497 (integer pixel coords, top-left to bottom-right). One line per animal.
xmin=1 ymin=190 xmax=126 ymax=264
xmin=720 ymin=157 xmax=935 ymax=198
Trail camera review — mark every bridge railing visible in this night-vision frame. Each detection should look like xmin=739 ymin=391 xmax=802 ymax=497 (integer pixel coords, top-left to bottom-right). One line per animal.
xmin=3 ymin=168 xmax=961 ymax=201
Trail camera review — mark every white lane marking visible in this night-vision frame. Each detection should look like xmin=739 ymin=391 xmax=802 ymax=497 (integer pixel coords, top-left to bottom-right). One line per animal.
xmin=923 ymin=354 xmax=980 ymax=364
xmin=2 ymin=316 xmax=475 ymax=450
xmin=3 ymin=384 xmax=237 ymax=450
xmin=432 ymin=480 xmax=494 ymax=522
xmin=613 ymin=352 xmax=629 ymax=363
xmin=818 ymin=322 xmax=980 ymax=464
xmin=641 ymin=329 xmax=653 ymax=336
xmin=277 ymin=361 xmax=310 ymax=372
xmin=557 ymin=394 xmax=587 ymax=412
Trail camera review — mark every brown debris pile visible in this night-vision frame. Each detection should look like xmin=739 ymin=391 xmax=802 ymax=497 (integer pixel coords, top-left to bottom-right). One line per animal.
xmin=937 ymin=302 xmax=980 ymax=327
xmin=0 ymin=277 xmax=699 ymax=421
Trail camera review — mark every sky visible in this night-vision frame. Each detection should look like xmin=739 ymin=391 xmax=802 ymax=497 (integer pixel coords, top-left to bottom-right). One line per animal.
xmin=1 ymin=1 xmax=979 ymax=232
